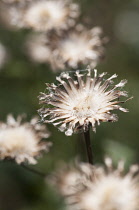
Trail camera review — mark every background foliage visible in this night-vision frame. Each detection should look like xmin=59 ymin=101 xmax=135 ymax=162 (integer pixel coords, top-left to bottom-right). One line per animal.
xmin=0 ymin=0 xmax=139 ymax=209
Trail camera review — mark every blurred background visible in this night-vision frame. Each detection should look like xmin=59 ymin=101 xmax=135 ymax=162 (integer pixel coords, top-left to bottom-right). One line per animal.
xmin=0 ymin=0 xmax=139 ymax=209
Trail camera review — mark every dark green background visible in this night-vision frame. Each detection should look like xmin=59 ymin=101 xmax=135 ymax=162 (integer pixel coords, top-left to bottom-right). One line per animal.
xmin=0 ymin=0 xmax=139 ymax=209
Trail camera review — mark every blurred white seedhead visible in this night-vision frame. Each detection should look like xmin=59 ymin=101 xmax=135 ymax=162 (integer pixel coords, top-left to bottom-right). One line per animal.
xmin=0 ymin=115 xmax=52 ymax=164
xmin=24 ymin=0 xmax=80 ymax=31
xmin=51 ymin=26 xmax=106 ymax=70
xmin=0 ymin=2 xmax=26 ymax=29
xmin=50 ymin=162 xmax=94 ymax=197
xmin=2 ymin=0 xmax=31 ymax=4
xmin=39 ymin=67 xmax=129 ymax=136
xmin=52 ymin=159 xmax=139 ymax=210
xmin=25 ymin=33 xmax=52 ymax=63
xmin=0 ymin=43 xmax=7 ymax=69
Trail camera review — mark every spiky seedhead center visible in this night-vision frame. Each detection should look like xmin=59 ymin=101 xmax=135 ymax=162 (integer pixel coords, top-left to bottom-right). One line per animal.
xmin=72 ymin=95 xmax=93 ymax=118
xmin=71 ymin=92 xmax=104 ymax=119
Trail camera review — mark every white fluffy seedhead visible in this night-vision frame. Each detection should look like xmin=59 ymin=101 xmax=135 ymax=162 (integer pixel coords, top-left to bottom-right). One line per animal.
xmin=39 ymin=67 xmax=129 ymax=136
xmin=0 ymin=115 xmax=52 ymax=164
xmin=0 ymin=2 xmax=26 ymax=29
xmin=24 ymin=0 xmax=80 ymax=31
xmin=1 ymin=0 xmax=79 ymax=30
xmin=51 ymin=160 xmax=139 ymax=210
xmin=50 ymin=26 xmax=106 ymax=71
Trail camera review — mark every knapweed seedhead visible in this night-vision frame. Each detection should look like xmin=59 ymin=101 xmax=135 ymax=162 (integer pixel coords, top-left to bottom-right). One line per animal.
xmin=1 ymin=0 xmax=79 ymax=30
xmin=0 ymin=115 xmax=52 ymax=164
xmin=52 ymin=159 xmax=139 ymax=210
xmin=39 ymin=67 xmax=130 ymax=136
xmin=51 ymin=26 xmax=106 ymax=71
xmin=24 ymin=0 xmax=80 ymax=32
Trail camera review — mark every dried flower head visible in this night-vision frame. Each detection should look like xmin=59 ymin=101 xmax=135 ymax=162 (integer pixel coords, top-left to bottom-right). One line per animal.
xmin=24 ymin=0 xmax=79 ymax=32
xmin=39 ymin=67 xmax=129 ymax=136
xmin=0 ymin=115 xmax=51 ymax=164
xmin=25 ymin=33 xmax=52 ymax=63
xmin=51 ymin=27 xmax=106 ymax=70
xmin=51 ymin=162 xmax=94 ymax=197
xmin=0 ymin=43 xmax=7 ymax=69
xmin=52 ymin=159 xmax=139 ymax=210
xmin=0 ymin=3 xmax=26 ymax=29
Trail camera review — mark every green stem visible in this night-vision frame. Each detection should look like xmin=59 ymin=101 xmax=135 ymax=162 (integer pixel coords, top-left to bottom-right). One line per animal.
xmin=0 ymin=159 xmax=46 ymax=178
xmin=21 ymin=164 xmax=46 ymax=178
